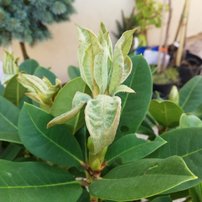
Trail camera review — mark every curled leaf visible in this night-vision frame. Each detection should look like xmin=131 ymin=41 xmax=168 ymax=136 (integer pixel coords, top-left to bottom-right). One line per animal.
xmin=109 ymin=48 xmax=124 ymax=95
xmin=2 ymin=51 xmax=19 ymax=84
xmin=48 ymin=91 xmax=91 ymax=128
xmin=85 ymin=95 xmax=121 ymax=154
xmin=121 ymin=55 xmax=132 ymax=83
xmin=47 ymin=103 xmax=84 ymax=128
xmin=18 ymin=73 xmax=61 ymax=108
xmin=94 ymin=49 xmax=109 ymax=94
xmin=72 ymin=91 xmax=91 ymax=108
xmin=113 ymin=85 xmax=135 ymax=95
xmin=77 ymin=26 xmax=101 ymax=91
xmin=114 ymin=29 xmax=135 ymax=57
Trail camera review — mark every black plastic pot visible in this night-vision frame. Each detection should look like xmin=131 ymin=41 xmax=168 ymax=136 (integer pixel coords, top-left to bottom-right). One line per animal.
xmin=179 ymin=51 xmax=202 ymax=86
xmin=153 ymin=83 xmax=174 ymax=98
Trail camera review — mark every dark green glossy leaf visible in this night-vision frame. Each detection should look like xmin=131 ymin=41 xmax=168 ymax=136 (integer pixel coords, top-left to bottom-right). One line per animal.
xmin=18 ymin=103 xmax=83 ymax=167
xmin=3 ymin=75 xmax=26 ymax=106
xmin=179 ymin=76 xmax=202 ymax=112
xmin=106 ymin=134 xmax=166 ymax=164
xmin=149 ymin=100 xmax=183 ymax=127
xmin=89 ymin=156 xmax=196 ymax=201
xmin=0 ymin=96 xmax=21 ymax=143
xmin=117 ymin=55 xmax=152 ymax=137
xmin=51 ymin=77 xmax=90 ymax=134
xmin=0 ymin=160 xmax=82 ymax=202
xmin=150 ymin=128 xmax=202 ymax=192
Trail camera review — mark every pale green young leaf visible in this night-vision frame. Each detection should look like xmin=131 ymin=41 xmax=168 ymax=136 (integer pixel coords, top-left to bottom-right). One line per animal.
xmin=77 ymin=26 xmax=101 ymax=90
xmin=109 ymin=48 xmax=124 ymax=95
xmin=94 ymin=49 xmax=109 ymax=94
xmin=121 ymin=55 xmax=132 ymax=83
xmin=2 ymin=51 xmax=19 ymax=84
xmin=48 ymin=91 xmax=91 ymax=128
xmin=114 ymin=29 xmax=135 ymax=57
xmin=85 ymin=95 xmax=121 ymax=154
xmin=113 ymin=85 xmax=135 ymax=95
xmin=98 ymin=22 xmax=113 ymax=57
xmin=72 ymin=91 xmax=91 ymax=107
xmin=47 ymin=103 xmax=85 ymax=128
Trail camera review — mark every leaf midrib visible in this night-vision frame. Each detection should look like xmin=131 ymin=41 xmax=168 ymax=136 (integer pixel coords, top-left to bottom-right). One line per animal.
xmin=107 ymin=141 xmax=156 ymax=163
xmin=0 ymin=181 xmax=78 ymax=189
xmin=27 ymin=110 xmax=83 ymax=165
xmin=0 ymin=113 xmax=18 ymax=130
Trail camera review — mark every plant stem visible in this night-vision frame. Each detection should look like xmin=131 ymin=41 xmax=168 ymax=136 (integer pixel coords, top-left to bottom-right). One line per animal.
xmin=19 ymin=42 xmax=30 ymax=60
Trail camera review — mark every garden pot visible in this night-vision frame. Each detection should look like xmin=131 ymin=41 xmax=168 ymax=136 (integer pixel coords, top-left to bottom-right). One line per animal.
xmin=153 ymin=83 xmax=174 ymax=98
xmin=178 ymin=51 xmax=202 ymax=86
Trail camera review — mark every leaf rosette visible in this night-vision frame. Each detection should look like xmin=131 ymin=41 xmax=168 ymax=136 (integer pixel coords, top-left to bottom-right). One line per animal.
xmin=48 ymin=23 xmax=135 ymax=154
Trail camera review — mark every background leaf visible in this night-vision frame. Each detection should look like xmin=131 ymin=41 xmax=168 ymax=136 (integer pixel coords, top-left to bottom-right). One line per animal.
xmin=68 ymin=65 xmax=80 ymax=80
xmin=18 ymin=103 xmax=83 ymax=167
xmin=117 ymin=55 xmax=152 ymax=137
xmin=179 ymin=76 xmax=202 ymax=112
xmin=51 ymin=77 xmax=89 ymax=134
xmin=0 ymin=96 xmax=21 ymax=143
xmin=179 ymin=114 xmax=202 ymax=128
xmin=19 ymin=59 xmax=39 ymax=75
xmin=149 ymin=100 xmax=183 ymax=128
xmin=0 ymin=160 xmax=82 ymax=202
xmin=34 ymin=66 xmax=57 ymax=84
xmin=89 ymin=156 xmax=196 ymax=201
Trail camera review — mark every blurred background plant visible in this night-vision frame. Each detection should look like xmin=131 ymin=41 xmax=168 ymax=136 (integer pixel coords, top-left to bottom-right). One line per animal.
xmin=113 ymin=0 xmax=164 ymax=50
xmin=0 ymin=0 xmax=75 ymax=60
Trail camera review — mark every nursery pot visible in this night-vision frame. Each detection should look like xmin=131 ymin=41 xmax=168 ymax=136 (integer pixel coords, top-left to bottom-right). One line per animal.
xmin=179 ymin=51 xmax=202 ymax=86
xmin=153 ymin=83 xmax=174 ymax=98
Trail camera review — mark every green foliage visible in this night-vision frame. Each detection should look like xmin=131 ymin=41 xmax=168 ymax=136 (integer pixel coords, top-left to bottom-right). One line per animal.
xmin=179 ymin=76 xmax=202 ymax=112
xmin=89 ymin=156 xmax=195 ymax=201
xmin=149 ymin=100 xmax=183 ymax=128
xmin=114 ymin=0 xmax=164 ymax=47
xmin=1 ymin=24 xmax=202 ymax=202
xmin=153 ymin=67 xmax=179 ymax=84
xmin=0 ymin=96 xmax=21 ymax=143
xmin=0 ymin=0 xmax=75 ymax=46
xmin=117 ymin=55 xmax=152 ymax=137
xmin=68 ymin=65 xmax=80 ymax=80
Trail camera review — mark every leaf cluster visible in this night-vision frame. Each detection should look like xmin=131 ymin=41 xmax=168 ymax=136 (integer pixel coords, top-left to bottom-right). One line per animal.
xmin=1 ymin=24 xmax=202 ymax=202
